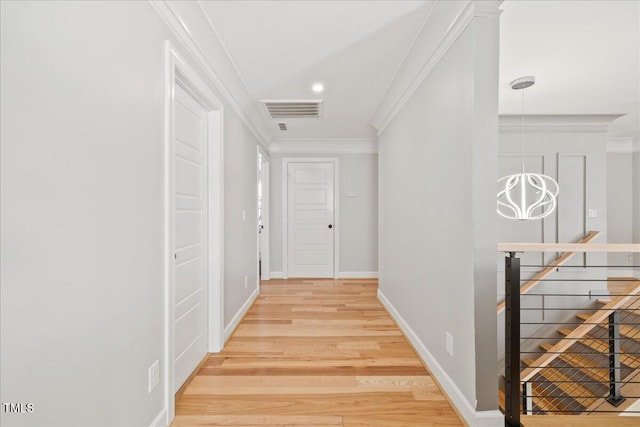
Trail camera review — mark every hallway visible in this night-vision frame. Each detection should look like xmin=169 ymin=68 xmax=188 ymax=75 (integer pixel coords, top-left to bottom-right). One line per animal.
xmin=172 ymin=279 xmax=463 ymax=426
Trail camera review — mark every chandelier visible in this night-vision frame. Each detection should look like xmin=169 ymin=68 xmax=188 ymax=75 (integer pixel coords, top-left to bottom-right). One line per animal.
xmin=497 ymin=76 xmax=559 ymax=220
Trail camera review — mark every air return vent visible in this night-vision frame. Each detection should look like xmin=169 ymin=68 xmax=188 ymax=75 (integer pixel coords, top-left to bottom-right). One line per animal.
xmin=263 ymin=100 xmax=322 ymax=119
xmin=278 ymin=123 xmax=287 ymax=131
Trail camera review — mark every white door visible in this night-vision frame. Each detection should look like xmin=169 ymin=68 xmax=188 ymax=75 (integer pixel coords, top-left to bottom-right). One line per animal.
xmin=173 ymin=83 xmax=208 ymax=391
xmin=287 ymin=162 xmax=334 ymax=278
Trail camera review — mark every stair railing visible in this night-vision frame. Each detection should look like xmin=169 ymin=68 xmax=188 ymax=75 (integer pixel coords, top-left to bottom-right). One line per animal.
xmin=498 ymin=242 xmax=640 ymax=427
xmin=497 ymin=230 xmax=600 ymax=314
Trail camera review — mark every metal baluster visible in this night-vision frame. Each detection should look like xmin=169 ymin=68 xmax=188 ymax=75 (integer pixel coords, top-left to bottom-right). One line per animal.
xmin=606 ymin=310 xmax=626 ymax=407
xmin=505 ymin=252 xmax=523 ymax=427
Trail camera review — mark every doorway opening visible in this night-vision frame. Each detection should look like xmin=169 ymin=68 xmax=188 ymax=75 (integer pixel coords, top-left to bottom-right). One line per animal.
xmin=258 ymin=149 xmax=270 ymax=281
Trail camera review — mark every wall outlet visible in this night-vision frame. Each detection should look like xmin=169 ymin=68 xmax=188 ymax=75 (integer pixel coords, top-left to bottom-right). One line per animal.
xmin=446 ymin=332 xmax=454 ymax=357
xmin=148 ymin=360 xmax=160 ymax=393
xmin=244 ymin=275 xmax=248 ymax=288
xmin=588 ymin=209 xmax=598 ymax=218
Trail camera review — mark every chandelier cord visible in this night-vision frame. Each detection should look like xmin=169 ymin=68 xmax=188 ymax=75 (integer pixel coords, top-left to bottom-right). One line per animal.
xmin=521 ymin=86 xmax=525 ymax=173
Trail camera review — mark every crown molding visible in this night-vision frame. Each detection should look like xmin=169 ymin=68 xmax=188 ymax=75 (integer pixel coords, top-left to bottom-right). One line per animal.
xmin=269 ymin=139 xmax=378 ymax=154
xmin=370 ymin=1 xmax=498 ymax=135
xmin=149 ymin=0 xmax=272 ymax=150
xmin=499 ymin=114 xmax=624 ymax=133
xmin=607 ymin=137 xmax=639 ymax=153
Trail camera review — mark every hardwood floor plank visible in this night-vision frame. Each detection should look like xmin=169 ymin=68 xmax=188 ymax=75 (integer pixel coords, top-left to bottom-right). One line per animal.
xmin=171 ymin=415 xmax=342 ymax=426
xmin=173 ymin=279 xmax=463 ymax=426
xmin=343 ymin=414 xmax=462 ymax=426
xmin=176 ymin=393 xmax=455 ymax=416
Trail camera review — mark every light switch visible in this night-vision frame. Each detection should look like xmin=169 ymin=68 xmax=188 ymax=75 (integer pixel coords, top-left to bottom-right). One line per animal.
xmin=347 ymin=190 xmax=358 ymax=198
xmin=242 ymin=210 xmax=247 ymax=222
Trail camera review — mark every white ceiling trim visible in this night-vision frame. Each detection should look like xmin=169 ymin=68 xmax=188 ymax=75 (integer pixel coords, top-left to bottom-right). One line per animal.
xmin=369 ymin=0 xmax=475 ymax=135
xmin=149 ymin=0 xmax=272 ymax=150
xmin=607 ymin=137 xmax=639 ymax=154
xmin=499 ymin=115 xmax=623 ymax=134
xmin=269 ymin=139 xmax=377 ymax=154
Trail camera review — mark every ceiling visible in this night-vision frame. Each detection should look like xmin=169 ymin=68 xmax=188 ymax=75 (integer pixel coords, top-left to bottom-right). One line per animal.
xmin=200 ymin=0 xmax=639 ymax=142
xmin=500 ymin=0 xmax=639 ymax=139
xmin=200 ymin=0 xmax=433 ymax=140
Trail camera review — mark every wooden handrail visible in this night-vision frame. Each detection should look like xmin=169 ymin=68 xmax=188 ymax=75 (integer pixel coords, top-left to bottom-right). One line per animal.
xmin=520 ymin=280 xmax=640 ymax=382
xmin=496 ymin=231 xmax=600 ymax=314
xmin=498 ymin=242 xmax=639 ymax=253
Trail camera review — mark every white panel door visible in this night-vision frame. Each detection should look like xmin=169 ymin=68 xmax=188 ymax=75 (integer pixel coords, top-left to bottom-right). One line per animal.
xmin=287 ymin=162 xmax=334 ymax=278
xmin=174 ymin=84 xmax=208 ymax=391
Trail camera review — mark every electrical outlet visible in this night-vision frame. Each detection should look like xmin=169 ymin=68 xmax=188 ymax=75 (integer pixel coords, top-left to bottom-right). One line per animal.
xmin=148 ymin=360 xmax=160 ymax=393
xmin=244 ymin=275 xmax=248 ymax=289
xmin=588 ymin=209 xmax=598 ymax=218
xmin=446 ymin=332 xmax=454 ymax=357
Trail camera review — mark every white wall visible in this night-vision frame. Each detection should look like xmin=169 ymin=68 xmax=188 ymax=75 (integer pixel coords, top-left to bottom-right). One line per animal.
xmin=378 ymin=3 xmax=499 ymax=418
xmin=496 ymin=118 xmax=611 ymax=360
xmin=269 ymin=153 xmax=378 ymax=277
xmin=0 ymin=2 xmax=260 ymax=426
xmin=222 ymin=112 xmax=261 ymax=327
xmin=634 ymin=151 xmax=640 ymax=275
xmin=607 ymin=152 xmax=634 ymax=270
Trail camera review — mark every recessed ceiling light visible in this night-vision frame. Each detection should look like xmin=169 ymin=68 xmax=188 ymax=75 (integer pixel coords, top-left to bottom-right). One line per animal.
xmin=312 ymin=83 xmax=324 ymax=93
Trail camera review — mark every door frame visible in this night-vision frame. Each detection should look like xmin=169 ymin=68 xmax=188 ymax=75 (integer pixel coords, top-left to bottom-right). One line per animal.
xmin=163 ymin=41 xmax=224 ymax=422
xmin=258 ymin=147 xmax=270 ymax=281
xmin=282 ymin=157 xmax=339 ymax=279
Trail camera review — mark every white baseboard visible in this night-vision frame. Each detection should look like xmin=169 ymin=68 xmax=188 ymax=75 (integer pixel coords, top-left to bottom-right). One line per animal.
xmin=474 ymin=410 xmax=503 ymax=426
xmin=149 ymin=407 xmax=168 ymax=427
xmin=269 ymin=271 xmax=283 ymax=279
xmin=377 ymin=289 xmax=503 ymax=427
xmin=608 ymin=269 xmax=640 ymax=279
xmin=267 ymin=271 xmax=379 ymax=280
xmin=339 ymin=271 xmax=378 ymax=279
xmin=224 ymin=288 xmax=258 ymax=342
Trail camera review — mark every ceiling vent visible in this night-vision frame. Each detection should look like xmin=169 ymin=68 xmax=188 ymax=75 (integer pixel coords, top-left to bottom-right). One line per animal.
xmin=278 ymin=123 xmax=287 ymax=131
xmin=263 ymin=100 xmax=322 ymax=119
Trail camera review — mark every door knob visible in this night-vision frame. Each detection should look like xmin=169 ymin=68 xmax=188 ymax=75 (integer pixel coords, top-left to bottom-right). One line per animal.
xmin=328 ymin=224 xmax=333 ymax=229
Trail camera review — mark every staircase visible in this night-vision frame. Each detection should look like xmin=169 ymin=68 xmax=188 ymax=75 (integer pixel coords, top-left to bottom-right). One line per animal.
xmin=499 ymin=279 xmax=640 ymax=415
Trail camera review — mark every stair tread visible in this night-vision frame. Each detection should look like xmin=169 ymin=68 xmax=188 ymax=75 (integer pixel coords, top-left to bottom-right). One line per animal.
xmin=557 ymin=328 xmax=640 ymax=368
xmin=576 ymin=313 xmax=640 ymax=339
xmin=522 ymin=359 xmax=597 ymax=408
xmin=539 ymin=343 xmax=609 ymax=383
xmin=531 ymin=383 xmax=570 ymax=413
xmin=596 ymin=298 xmax=640 ymax=313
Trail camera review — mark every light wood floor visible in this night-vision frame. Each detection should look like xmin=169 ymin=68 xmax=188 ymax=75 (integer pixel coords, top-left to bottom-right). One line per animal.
xmin=172 ymin=278 xmax=464 ymax=427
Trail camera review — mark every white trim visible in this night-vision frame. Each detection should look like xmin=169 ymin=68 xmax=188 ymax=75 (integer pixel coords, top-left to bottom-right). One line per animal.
xmin=224 ymin=288 xmax=259 ymax=342
xmin=370 ymin=1 xmax=474 ymax=134
xmin=474 ymin=410 xmax=503 ymax=427
xmin=282 ymin=157 xmax=340 ymax=279
xmin=150 ymin=1 xmax=272 ymax=150
xmin=163 ymin=41 xmax=225 ymax=423
xmin=378 ymin=289 xmax=487 ymax=427
xmin=607 ymin=137 xmax=639 ymax=153
xmin=270 ymin=271 xmax=283 ymax=279
xmin=499 ymin=114 xmax=622 ymax=134
xmin=258 ymin=151 xmax=271 ymax=281
xmin=270 ymin=139 xmax=378 ymax=154
xmin=339 ymin=271 xmax=379 ymax=279
xmin=148 ymin=408 xmax=168 ymax=427
xmin=608 ymin=269 xmax=640 ymax=279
